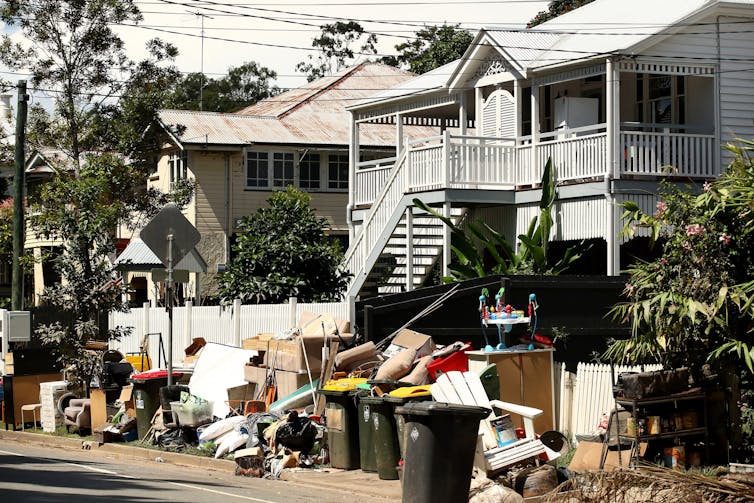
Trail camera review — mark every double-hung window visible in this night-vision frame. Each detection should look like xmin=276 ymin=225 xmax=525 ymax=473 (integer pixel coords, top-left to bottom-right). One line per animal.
xmin=328 ymin=154 xmax=348 ymax=190
xmin=273 ymin=152 xmax=294 ymax=187
xmin=168 ymin=150 xmax=188 ymax=187
xmin=246 ymin=151 xmax=269 ymax=188
xmin=299 ymin=153 xmax=321 ymax=189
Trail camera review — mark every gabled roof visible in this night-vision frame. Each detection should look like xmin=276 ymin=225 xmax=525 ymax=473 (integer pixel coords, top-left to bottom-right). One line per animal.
xmin=353 ymin=59 xmax=460 ymax=108
xmin=159 ymin=63 xmax=437 ymax=148
xmin=356 ymin=0 xmax=754 ymax=108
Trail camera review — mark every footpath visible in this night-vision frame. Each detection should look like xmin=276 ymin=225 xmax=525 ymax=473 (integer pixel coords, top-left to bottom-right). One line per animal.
xmin=0 ymin=429 xmax=402 ymax=501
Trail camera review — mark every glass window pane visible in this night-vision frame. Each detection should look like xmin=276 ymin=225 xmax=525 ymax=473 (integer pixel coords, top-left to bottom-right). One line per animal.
xmin=300 ymin=153 xmax=320 ymax=189
xmin=273 ymin=152 xmax=294 ymax=187
xmin=246 ymin=151 xmax=269 ymax=187
xmin=328 ymin=154 xmax=348 ymax=190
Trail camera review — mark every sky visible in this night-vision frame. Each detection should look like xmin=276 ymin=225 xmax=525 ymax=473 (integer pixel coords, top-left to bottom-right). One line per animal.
xmin=0 ymin=0 xmax=550 ymax=109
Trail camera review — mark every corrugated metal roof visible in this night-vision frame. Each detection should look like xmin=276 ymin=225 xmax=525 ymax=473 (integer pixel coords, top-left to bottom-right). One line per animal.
xmin=159 ymin=62 xmax=437 ymax=147
xmin=355 ymin=60 xmax=459 ymax=106
xmin=114 ymin=237 xmax=207 ymax=272
xmin=527 ymin=0 xmax=718 ymax=69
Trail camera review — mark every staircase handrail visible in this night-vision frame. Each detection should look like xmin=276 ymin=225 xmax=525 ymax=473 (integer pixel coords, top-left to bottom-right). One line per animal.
xmin=343 ymin=146 xmax=410 ymax=268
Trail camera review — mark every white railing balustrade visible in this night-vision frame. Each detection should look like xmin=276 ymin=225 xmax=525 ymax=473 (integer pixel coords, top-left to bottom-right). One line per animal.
xmin=620 ymin=126 xmax=716 ymax=178
xmin=538 ymin=124 xmax=608 ymax=181
xmin=355 ymin=157 xmax=396 ymax=206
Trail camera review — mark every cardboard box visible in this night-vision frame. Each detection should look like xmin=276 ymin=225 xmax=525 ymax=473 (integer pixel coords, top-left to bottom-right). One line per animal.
xmin=383 ymin=329 xmax=435 ymax=359
xmin=244 ymin=364 xmax=317 ymax=400
xmin=118 ymin=384 xmax=136 ymax=419
xmin=244 ymin=334 xmax=351 ymax=373
xmin=568 ymin=441 xmax=647 ymax=472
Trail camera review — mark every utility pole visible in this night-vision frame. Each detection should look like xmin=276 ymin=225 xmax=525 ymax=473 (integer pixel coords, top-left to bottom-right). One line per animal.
xmin=12 ymin=80 xmax=28 ymax=311
xmin=193 ymin=12 xmax=212 ymax=112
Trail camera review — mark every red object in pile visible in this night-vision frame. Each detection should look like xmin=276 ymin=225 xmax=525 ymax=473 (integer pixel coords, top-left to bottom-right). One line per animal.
xmin=130 ymin=369 xmax=183 ymax=380
xmin=426 ymin=343 xmax=471 ymax=382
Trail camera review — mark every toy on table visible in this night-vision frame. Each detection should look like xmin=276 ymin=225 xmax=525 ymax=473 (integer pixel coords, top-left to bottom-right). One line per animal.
xmin=527 ymin=293 xmax=538 ymax=350
xmin=478 ymin=288 xmax=493 ymax=351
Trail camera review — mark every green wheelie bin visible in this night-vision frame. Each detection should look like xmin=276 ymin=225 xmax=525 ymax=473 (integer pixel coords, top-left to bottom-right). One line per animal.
xmin=130 ymin=370 xmax=182 ymax=442
xmin=320 ymin=378 xmax=366 ymax=469
xmin=360 ymin=395 xmax=401 ymax=480
xmin=383 ymin=385 xmax=432 ymax=459
xmin=355 ymin=390 xmax=377 ymax=472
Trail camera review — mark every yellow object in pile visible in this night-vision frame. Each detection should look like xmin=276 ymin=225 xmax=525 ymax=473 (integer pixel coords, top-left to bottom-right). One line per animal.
xmin=388 ymin=385 xmax=432 ymax=398
xmin=323 ymin=377 xmax=368 ymax=391
xmin=125 ymin=354 xmax=152 ymax=372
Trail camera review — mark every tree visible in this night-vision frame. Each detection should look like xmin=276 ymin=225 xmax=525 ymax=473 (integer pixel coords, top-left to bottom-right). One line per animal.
xmin=0 ymin=1 xmax=190 ymax=390
xmin=606 ymin=142 xmax=754 ymax=463
xmin=296 ymin=21 xmax=378 ymax=82
xmin=382 ymin=24 xmax=473 ymax=74
xmin=167 ymin=61 xmax=279 ymax=113
xmin=218 ymin=187 xmax=350 ymax=304
xmin=414 ymin=158 xmax=590 ymax=281
xmin=528 ymin=0 xmax=596 ymax=27
xmin=606 ymin=143 xmax=754 ymax=373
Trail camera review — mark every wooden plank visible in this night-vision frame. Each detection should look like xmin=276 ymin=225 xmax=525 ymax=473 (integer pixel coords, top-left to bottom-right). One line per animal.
xmin=313 ymin=340 xmax=339 ymax=416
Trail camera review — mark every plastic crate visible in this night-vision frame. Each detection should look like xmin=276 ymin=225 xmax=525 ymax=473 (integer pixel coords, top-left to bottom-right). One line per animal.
xmin=170 ymin=400 xmax=212 ymax=427
xmin=426 ymin=344 xmax=470 ymax=381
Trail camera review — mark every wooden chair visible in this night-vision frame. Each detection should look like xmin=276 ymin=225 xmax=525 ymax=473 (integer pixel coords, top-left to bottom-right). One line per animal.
xmin=430 ymin=370 xmax=548 ymax=474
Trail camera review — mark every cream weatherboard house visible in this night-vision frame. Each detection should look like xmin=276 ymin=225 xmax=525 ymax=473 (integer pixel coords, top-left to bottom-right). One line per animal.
xmin=136 ymin=63 xmax=435 ymax=303
xmin=343 ymin=0 xmax=754 ymax=298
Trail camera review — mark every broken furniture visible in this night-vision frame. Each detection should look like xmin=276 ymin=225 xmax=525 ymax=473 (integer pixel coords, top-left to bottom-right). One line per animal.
xmin=467 ymin=347 xmax=556 ymax=432
xmin=430 ymin=370 xmax=546 ymax=475
xmin=39 ymin=380 xmax=68 ymax=433
xmin=20 ymin=403 xmax=42 ymax=431
xmin=64 ymin=398 xmax=92 ymax=433
xmin=2 ymin=372 xmax=64 ymax=430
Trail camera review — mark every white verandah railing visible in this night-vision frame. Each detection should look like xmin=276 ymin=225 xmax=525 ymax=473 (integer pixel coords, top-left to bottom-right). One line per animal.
xmin=354 ymin=124 xmax=718 ymax=207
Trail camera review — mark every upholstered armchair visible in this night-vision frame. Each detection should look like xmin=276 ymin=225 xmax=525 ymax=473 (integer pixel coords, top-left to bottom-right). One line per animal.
xmin=64 ymin=398 xmax=91 ymax=433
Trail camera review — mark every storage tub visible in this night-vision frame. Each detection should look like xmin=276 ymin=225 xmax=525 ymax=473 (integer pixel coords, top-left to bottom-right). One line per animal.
xmin=170 ymin=400 xmax=213 ymax=427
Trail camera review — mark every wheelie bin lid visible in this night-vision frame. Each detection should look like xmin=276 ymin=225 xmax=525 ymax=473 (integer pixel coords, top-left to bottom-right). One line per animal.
xmin=395 ymin=401 xmax=490 ymax=418
xmin=384 ymin=386 xmax=432 ymax=403
xmin=130 ymin=369 xmax=183 ymax=382
xmin=322 ymin=377 xmax=368 ymax=392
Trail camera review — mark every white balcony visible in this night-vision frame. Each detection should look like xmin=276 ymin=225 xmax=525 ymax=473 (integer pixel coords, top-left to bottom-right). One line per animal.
xmin=354 ymin=124 xmax=717 ymax=207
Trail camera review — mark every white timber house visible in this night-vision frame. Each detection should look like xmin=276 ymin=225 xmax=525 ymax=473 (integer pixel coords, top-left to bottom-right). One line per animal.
xmin=343 ymin=0 xmax=754 ymax=298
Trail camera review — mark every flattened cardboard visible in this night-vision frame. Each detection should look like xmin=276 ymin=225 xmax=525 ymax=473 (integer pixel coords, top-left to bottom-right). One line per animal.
xmin=568 ymin=441 xmax=647 ymax=472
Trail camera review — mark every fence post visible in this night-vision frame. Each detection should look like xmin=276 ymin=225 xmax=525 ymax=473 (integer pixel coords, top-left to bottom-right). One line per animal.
xmin=142 ymin=301 xmax=150 ymax=347
xmin=185 ymin=300 xmax=193 ymax=350
xmin=289 ymin=297 xmax=297 ymax=329
xmin=233 ymin=299 xmax=242 ymax=347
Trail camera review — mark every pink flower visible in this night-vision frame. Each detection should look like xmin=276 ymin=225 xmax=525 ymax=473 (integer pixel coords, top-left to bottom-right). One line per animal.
xmin=703 ymin=181 xmax=712 ymax=192
xmin=685 ymin=224 xmax=705 ymax=237
xmin=661 ymin=258 xmax=668 ymax=266
xmin=719 ymin=234 xmax=731 ymax=246
xmin=625 ymin=282 xmax=635 ymax=296
xmin=682 ymin=241 xmax=692 ymax=250
xmin=654 ymin=201 xmax=668 ymax=218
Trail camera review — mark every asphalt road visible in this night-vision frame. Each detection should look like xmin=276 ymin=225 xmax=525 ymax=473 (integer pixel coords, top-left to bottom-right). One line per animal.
xmin=0 ymin=441 xmax=383 ymax=503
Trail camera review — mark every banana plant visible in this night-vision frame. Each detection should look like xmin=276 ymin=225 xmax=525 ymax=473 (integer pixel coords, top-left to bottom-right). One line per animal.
xmin=413 ymin=158 xmax=591 ymax=281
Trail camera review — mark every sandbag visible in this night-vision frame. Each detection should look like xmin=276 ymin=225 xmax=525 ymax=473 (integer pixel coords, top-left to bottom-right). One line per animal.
xmin=199 ymin=415 xmax=246 ymax=441
xmin=375 ymin=348 xmax=416 ymax=380
xmin=401 ymin=355 xmax=433 ymax=385
xmin=215 ymin=430 xmax=249 ymax=459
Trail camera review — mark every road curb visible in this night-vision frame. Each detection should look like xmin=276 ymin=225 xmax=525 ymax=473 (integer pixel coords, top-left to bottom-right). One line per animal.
xmin=0 ymin=429 xmax=235 ymax=471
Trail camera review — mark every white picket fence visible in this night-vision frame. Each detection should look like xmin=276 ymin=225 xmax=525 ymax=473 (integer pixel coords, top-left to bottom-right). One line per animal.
xmin=555 ymin=361 xmax=663 ymax=442
xmin=108 ymin=299 xmax=350 ymax=366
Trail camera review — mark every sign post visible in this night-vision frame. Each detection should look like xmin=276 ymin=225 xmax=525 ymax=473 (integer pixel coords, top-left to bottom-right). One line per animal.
xmin=140 ymin=204 xmax=201 ymax=385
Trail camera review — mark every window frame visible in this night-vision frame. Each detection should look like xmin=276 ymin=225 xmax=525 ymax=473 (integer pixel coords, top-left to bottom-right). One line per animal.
xmin=327 ymin=153 xmax=349 ymax=191
xmin=299 ymin=152 xmax=321 ymax=190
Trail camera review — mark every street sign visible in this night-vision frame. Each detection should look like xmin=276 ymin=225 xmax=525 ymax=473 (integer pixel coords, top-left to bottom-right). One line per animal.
xmin=140 ymin=203 xmax=201 ymax=268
